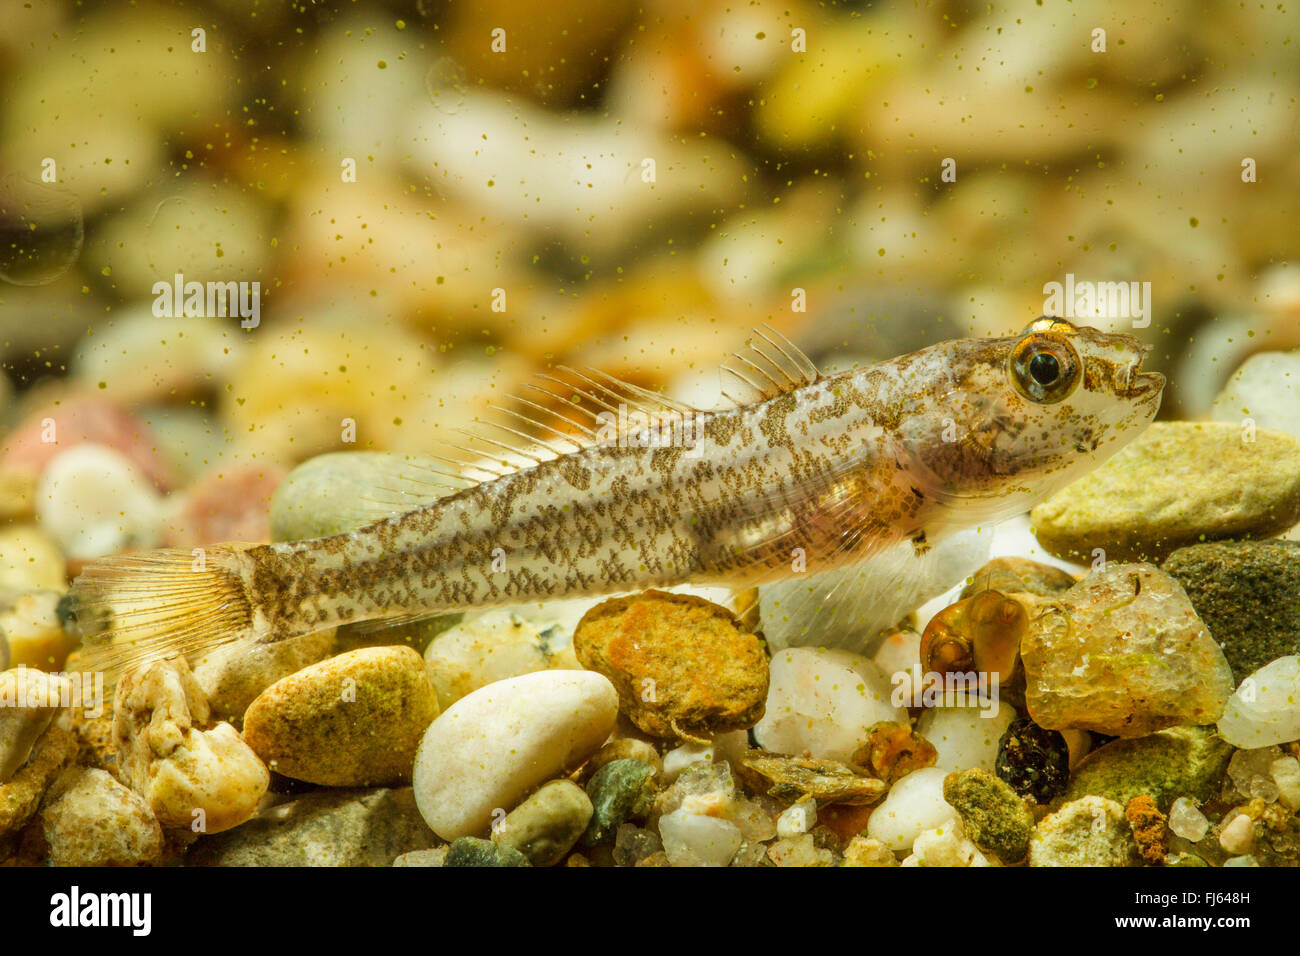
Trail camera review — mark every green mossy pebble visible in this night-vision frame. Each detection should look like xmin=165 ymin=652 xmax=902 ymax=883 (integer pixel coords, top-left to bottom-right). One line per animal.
xmin=1062 ymin=725 xmax=1234 ymax=813
xmin=582 ymin=758 xmax=656 ymax=846
xmin=942 ymin=768 xmax=1035 ymax=862
xmin=445 ymin=836 xmax=531 ymax=867
xmin=491 ymin=779 xmax=593 ymax=867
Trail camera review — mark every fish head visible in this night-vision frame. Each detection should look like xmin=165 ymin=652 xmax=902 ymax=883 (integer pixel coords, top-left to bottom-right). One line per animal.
xmin=898 ymin=316 xmax=1164 ymax=517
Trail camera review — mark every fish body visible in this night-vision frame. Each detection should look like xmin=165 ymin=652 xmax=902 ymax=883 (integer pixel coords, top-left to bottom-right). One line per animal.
xmin=70 ymin=317 xmax=1163 ymax=675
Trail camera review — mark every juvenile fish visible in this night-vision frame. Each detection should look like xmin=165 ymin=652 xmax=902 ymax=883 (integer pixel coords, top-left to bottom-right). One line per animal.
xmin=69 ymin=317 xmax=1163 ymax=676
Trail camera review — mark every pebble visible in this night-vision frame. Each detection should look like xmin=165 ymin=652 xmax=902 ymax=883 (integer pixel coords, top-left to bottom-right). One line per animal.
xmin=69 ymin=309 xmax=247 ymax=409
xmin=767 ymin=832 xmax=835 ymax=867
xmin=871 ymin=627 xmax=922 ymax=696
xmin=1168 ymin=796 xmax=1211 ymax=842
xmin=1020 ymin=562 xmax=1235 ymax=737
xmin=412 ymin=670 xmax=618 ymax=840
xmin=960 ymin=556 xmax=1078 ymax=601
xmin=841 ymin=835 xmax=899 ymax=867
xmin=584 ymin=737 xmax=664 ymax=780
xmin=268 ymin=451 xmax=454 ymax=542
xmin=0 ymin=395 xmax=175 ymax=491
xmin=446 ymin=836 xmax=531 ymax=867
xmin=582 ymin=758 xmax=656 ymax=846
xmin=0 ymin=667 xmax=72 ymax=782
xmin=0 ymin=526 xmax=65 ymax=592
xmin=1226 ymin=747 xmax=1283 ymax=802
xmin=0 ymin=589 xmax=76 ymax=670
xmin=1210 ymin=350 xmax=1300 ymax=439
xmin=776 ymin=802 xmax=816 ymax=838
xmin=393 ymin=848 xmax=450 ymax=867
xmin=1272 ymin=756 xmax=1300 ymax=809
xmin=753 ymin=647 xmax=907 ymax=763
xmin=650 ymin=760 xmax=735 ymax=823
xmin=1164 ymin=541 xmax=1300 ymax=681
xmin=612 ymin=823 xmax=663 ymax=866
xmin=661 ymin=740 xmax=714 ymax=781
xmin=423 ymin=609 xmax=580 ymax=711
xmin=0 ymin=467 xmax=34 ymax=522
xmin=242 ymin=646 xmax=439 ymax=787
xmin=1029 ymin=796 xmax=1143 ymax=867
xmin=39 ymin=766 xmax=163 ymax=866
xmin=190 ymin=628 xmax=339 ymax=726
xmin=735 ymin=750 xmax=886 ymax=806
xmin=114 ymin=657 xmax=268 ymax=833
xmin=659 ymin=809 xmax=743 ymax=866
xmin=187 ymin=787 xmax=436 ymax=867
xmin=1030 ymin=422 xmax=1300 ymax=563
xmin=490 ymin=779 xmax=593 ymax=866
xmin=36 ymin=444 xmax=164 ymax=560
xmin=942 ymin=768 xmax=1034 ymax=863
xmin=68 ymin=710 xmax=117 ymax=777
xmin=1063 ymin=725 xmax=1234 ymax=812
xmin=915 ymin=700 xmax=1018 ymax=774
xmin=865 ymin=767 xmax=954 ymax=852
xmin=1125 ymin=795 xmax=1169 ymax=865
xmin=1218 ymin=812 xmax=1256 ymax=855
xmin=161 ymin=464 xmax=285 ymax=548
xmin=995 ymin=717 xmax=1072 ymax=804
xmin=573 ymin=590 xmax=768 ymax=739
xmin=905 ymin=818 xmax=994 ymax=867
xmin=0 ymin=725 xmax=75 ymax=839
xmin=1217 ymin=655 xmax=1300 ymax=747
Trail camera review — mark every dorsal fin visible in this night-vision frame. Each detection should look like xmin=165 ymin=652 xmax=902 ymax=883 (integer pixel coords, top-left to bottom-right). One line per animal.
xmin=501 ymin=366 xmax=705 ymax=450
xmin=720 ymin=325 xmax=822 ymax=406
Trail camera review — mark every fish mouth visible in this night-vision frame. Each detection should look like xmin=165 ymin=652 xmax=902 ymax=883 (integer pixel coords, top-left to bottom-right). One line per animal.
xmin=1116 ymin=350 xmax=1165 ymax=399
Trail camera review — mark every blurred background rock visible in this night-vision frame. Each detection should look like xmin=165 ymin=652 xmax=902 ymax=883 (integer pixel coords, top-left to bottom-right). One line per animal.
xmin=0 ymin=0 xmax=1296 ymax=562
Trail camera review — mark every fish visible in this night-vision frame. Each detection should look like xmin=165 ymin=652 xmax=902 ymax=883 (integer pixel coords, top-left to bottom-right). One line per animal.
xmin=67 ymin=316 xmax=1164 ymax=679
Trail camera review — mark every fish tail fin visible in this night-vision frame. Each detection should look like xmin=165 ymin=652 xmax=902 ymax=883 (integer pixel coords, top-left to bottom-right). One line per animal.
xmin=67 ymin=546 xmax=259 ymax=686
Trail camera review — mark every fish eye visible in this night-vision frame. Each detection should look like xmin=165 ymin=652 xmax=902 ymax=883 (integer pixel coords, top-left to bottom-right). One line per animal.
xmin=1009 ymin=334 xmax=1081 ymax=404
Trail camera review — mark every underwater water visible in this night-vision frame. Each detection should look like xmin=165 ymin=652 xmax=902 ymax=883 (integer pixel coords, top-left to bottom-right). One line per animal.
xmin=0 ymin=0 xmax=1298 ymax=883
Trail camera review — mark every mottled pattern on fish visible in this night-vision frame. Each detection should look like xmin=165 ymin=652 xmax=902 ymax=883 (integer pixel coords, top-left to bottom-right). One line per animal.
xmin=69 ymin=317 xmax=1164 ymax=675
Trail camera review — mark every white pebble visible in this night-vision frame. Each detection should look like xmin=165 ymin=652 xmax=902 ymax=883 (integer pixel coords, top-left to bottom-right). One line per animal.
xmin=753 ymin=647 xmax=907 ymax=762
xmin=1168 ymin=797 xmax=1211 ymax=842
xmin=775 ymin=802 xmax=815 ymax=838
xmin=866 ymin=767 xmax=954 ymax=852
xmin=1218 ymin=813 xmax=1256 ymax=855
xmin=905 ymin=817 xmax=993 ymax=867
xmin=916 ymin=700 xmax=1017 ymax=773
xmin=872 ymin=628 xmax=922 ymax=691
xmin=661 ymin=741 xmax=713 ymax=783
xmin=412 ymin=671 xmax=618 ymax=840
xmin=36 ymin=444 xmax=162 ymax=559
xmin=1217 ymin=656 xmax=1300 ymax=747
xmin=423 ymin=609 xmax=580 ymax=710
xmin=1211 ymin=351 xmax=1300 ymax=439
xmin=658 ymin=809 xmax=743 ymax=866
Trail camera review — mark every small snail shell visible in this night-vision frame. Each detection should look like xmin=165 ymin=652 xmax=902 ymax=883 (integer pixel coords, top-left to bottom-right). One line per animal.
xmin=920 ymin=589 xmax=1026 ymax=682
